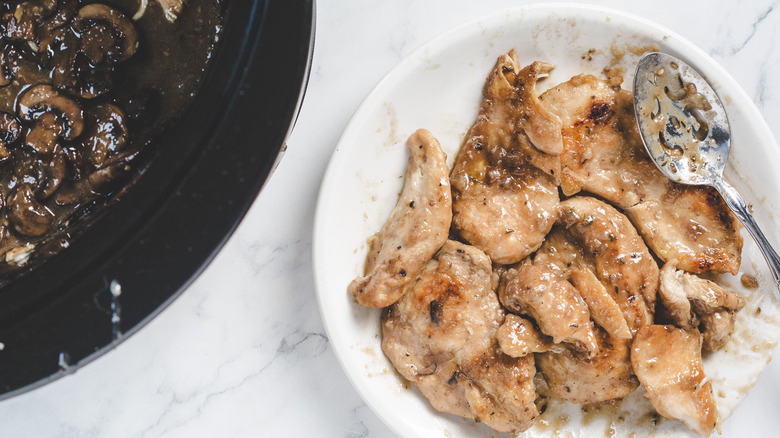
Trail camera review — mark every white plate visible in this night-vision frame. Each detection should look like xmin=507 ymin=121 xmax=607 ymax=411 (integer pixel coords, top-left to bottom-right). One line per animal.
xmin=313 ymin=4 xmax=780 ymax=437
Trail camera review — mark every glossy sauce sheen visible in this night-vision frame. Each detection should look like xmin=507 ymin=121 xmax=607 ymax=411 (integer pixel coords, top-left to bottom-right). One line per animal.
xmin=0 ymin=0 xmax=222 ymax=278
xmin=634 ymin=61 xmax=723 ymax=180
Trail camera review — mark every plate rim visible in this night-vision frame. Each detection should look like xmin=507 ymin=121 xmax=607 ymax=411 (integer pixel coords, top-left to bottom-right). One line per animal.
xmin=312 ymin=3 xmax=780 ymax=437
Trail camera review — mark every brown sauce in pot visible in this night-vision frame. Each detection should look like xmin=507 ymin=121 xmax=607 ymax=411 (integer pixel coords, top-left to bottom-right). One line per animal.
xmin=0 ymin=0 xmax=223 ymax=276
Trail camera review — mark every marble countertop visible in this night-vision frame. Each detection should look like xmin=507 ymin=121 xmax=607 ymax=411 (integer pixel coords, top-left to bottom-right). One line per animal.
xmin=0 ymin=0 xmax=778 ymax=436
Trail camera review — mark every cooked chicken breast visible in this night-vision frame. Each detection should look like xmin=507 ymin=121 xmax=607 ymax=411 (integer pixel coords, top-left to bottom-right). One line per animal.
xmin=627 ymin=187 xmax=742 ymax=275
xmin=348 ymin=129 xmax=451 ymax=308
xmin=516 ymin=61 xmax=564 ymax=156
xmin=450 ymin=53 xmax=559 ymax=265
xmin=631 ymin=325 xmax=718 ymax=437
xmin=466 ymin=51 xmax=561 ymax=179
xmin=536 ymin=74 xmax=742 ymax=274
xmin=570 ymin=268 xmax=632 ymax=340
xmin=538 ymin=74 xmax=626 ymax=197
xmin=496 ymin=313 xmax=559 ymax=358
xmin=558 ymin=196 xmax=658 ymax=333
xmin=382 ymin=240 xmax=538 ymax=433
xmin=700 ymin=311 xmax=740 ymax=352
xmin=658 ymin=261 xmax=745 ymax=350
xmin=501 ymin=225 xmax=633 ymax=343
xmin=536 ymin=327 xmax=638 ymax=404
xmin=499 ymin=258 xmax=599 ymax=356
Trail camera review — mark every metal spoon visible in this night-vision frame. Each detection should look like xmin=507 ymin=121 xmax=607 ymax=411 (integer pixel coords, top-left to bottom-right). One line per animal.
xmin=633 ymin=51 xmax=780 ymax=288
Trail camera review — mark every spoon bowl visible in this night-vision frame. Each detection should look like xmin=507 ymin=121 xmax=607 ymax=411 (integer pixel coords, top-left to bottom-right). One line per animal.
xmin=633 ymin=52 xmax=780 ymax=289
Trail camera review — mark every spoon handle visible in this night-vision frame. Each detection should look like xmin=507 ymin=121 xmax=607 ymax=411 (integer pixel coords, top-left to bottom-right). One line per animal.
xmin=714 ymin=178 xmax=780 ymax=290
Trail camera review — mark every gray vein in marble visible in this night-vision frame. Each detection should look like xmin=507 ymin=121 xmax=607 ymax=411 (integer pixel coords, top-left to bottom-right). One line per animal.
xmin=133 ymin=326 xmax=331 ymax=437
xmin=345 ymin=405 xmax=370 ymax=438
xmin=711 ymin=5 xmax=775 ymax=57
xmin=755 ymin=60 xmax=769 ymax=110
xmin=277 ymin=330 xmax=329 ymax=356
xmin=136 ymin=351 xmax=265 ymax=437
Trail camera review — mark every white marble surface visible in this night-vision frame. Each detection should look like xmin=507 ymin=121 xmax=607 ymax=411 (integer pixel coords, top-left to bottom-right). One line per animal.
xmin=0 ymin=0 xmax=777 ymax=436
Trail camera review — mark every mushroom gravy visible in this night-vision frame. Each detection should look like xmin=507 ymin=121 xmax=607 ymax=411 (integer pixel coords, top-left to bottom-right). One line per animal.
xmin=0 ymin=0 xmax=223 ymax=278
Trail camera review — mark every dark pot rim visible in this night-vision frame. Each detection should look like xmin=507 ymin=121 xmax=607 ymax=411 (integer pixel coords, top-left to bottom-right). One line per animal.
xmin=0 ymin=0 xmax=315 ymax=399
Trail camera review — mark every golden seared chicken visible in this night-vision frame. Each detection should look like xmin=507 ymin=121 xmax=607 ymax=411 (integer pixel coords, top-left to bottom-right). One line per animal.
xmin=536 ymin=327 xmax=638 ymax=404
xmin=631 ymin=325 xmax=718 ymax=437
xmin=382 ymin=240 xmax=538 ymax=433
xmin=658 ymin=261 xmax=745 ymax=351
xmin=515 ymin=61 xmax=564 ymax=157
xmin=498 ymin=258 xmax=599 ymax=356
xmin=627 ymin=186 xmax=742 ymax=275
xmin=349 ymin=129 xmax=451 ymax=308
xmin=499 ymin=218 xmax=636 ymax=347
xmin=558 ymin=196 xmax=658 ymax=333
xmin=531 ymin=227 xmax=632 ymax=340
xmin=449 ymin=53 xmax=559 ymax=265
xmin=569 ymin=268 xmax=632 ymax=340
xmin=535 ymin=73 xmax=742 ymax=274
xmin=526 ymin=198 xmax=659 ymax=404
xmin=496 ymin=314 xmax=559 ymax=358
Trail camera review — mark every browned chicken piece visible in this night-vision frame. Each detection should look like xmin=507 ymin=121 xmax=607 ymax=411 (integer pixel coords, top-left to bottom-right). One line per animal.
xmin=536 ymin=327 xmax=638 ymax=404
xmin=496 ymin=313 xmax=559 ymax=358
xmin=537 ymin=74 xmax=625 ymax=197
xmin=537 ymin=74 xmax=742 ymax=275
xmin=516 ymin=61 xmax=564 ymax=156
xmin=531 ymin=225 xmax=583 ymax=271
xmin=348 ymin=129 xmax=451 ymax=308
xmin=382 ymin=240 xmax=538 ymax=433
xmin=558 ymin=196 xmax=658 ymax=333
xmin=507 ymin=226 xmax=631 ymax=342
xmin=464 ymin=345 xmax=539 ymax=432
xmin=631 ymin=325 xmax=718 ymax=437
xmin=499 ymin=259 xmax=599 ymax=356
xmin=463 ymin=51 xmax=561 ymax=179
xmin=658 ymin=261 xmax=745 ymax=351
xmin=450 ymin=53 xmax=559 ymax=265
xmin=699 ymin=311 xmax=738 ymax=352
xmin=570 ymin=268 xmax=632 ymax=340
xmin=627 ymin=187 xmax=742 ymax=275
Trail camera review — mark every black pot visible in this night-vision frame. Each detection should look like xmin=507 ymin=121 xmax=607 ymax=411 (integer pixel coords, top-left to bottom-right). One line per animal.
xmin=0 ymin=0 xmax=314 ymax=398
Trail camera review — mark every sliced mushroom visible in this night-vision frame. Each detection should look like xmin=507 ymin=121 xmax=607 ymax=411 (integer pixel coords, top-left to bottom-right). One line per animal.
xmin=2 ymin=42 xmax=50 ymax=85
xmin=39 ymin=144 xmax=66 ymax=198
xmin=62 ymin=143 xmax=87 ymax=180
xmin=37 ymin=0 xmax=76 ymax=42
xmin=72 ymin=54 xmax=113 ymax=98
xmin=2 ymin=0 xmax=59 ymax=41
xmin=73 ymin=4 xmax=139 ymax=65
xmin=3 ymin=4 xmax=39 ymax=41
xmin=78 ymin=22 xmax=119 ymax=66
xmin=11 ymin=140 xmax=68 ymax=199
xmin=83 ymin=103 xmax=128 ymax=167
xmin=24 ymin=111 xmax=62 ymax=155
xmin=10 ymin=147 xmax=57 ymax=198
xmin=18 ymin=84 xmax=84 ymax=154
xmin=40 ymin=25 xmax=80 ymax=88
xmin=0 ymin=111 xmax=22 ymax=161
xmin=8 ymin=184 xmax=55 ymax=236
xmin=54 ymin=161 xmax=130 ymax=205
xmin=44 ymin=29 xmax=113 ymax=99
xmin=0 ymin=47 xmax=10 ymax=87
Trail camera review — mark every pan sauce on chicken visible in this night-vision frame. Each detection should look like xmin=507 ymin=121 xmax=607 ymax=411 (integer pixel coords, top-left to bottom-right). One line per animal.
xmin=349 ymin=49 xmax=747 ymax=436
